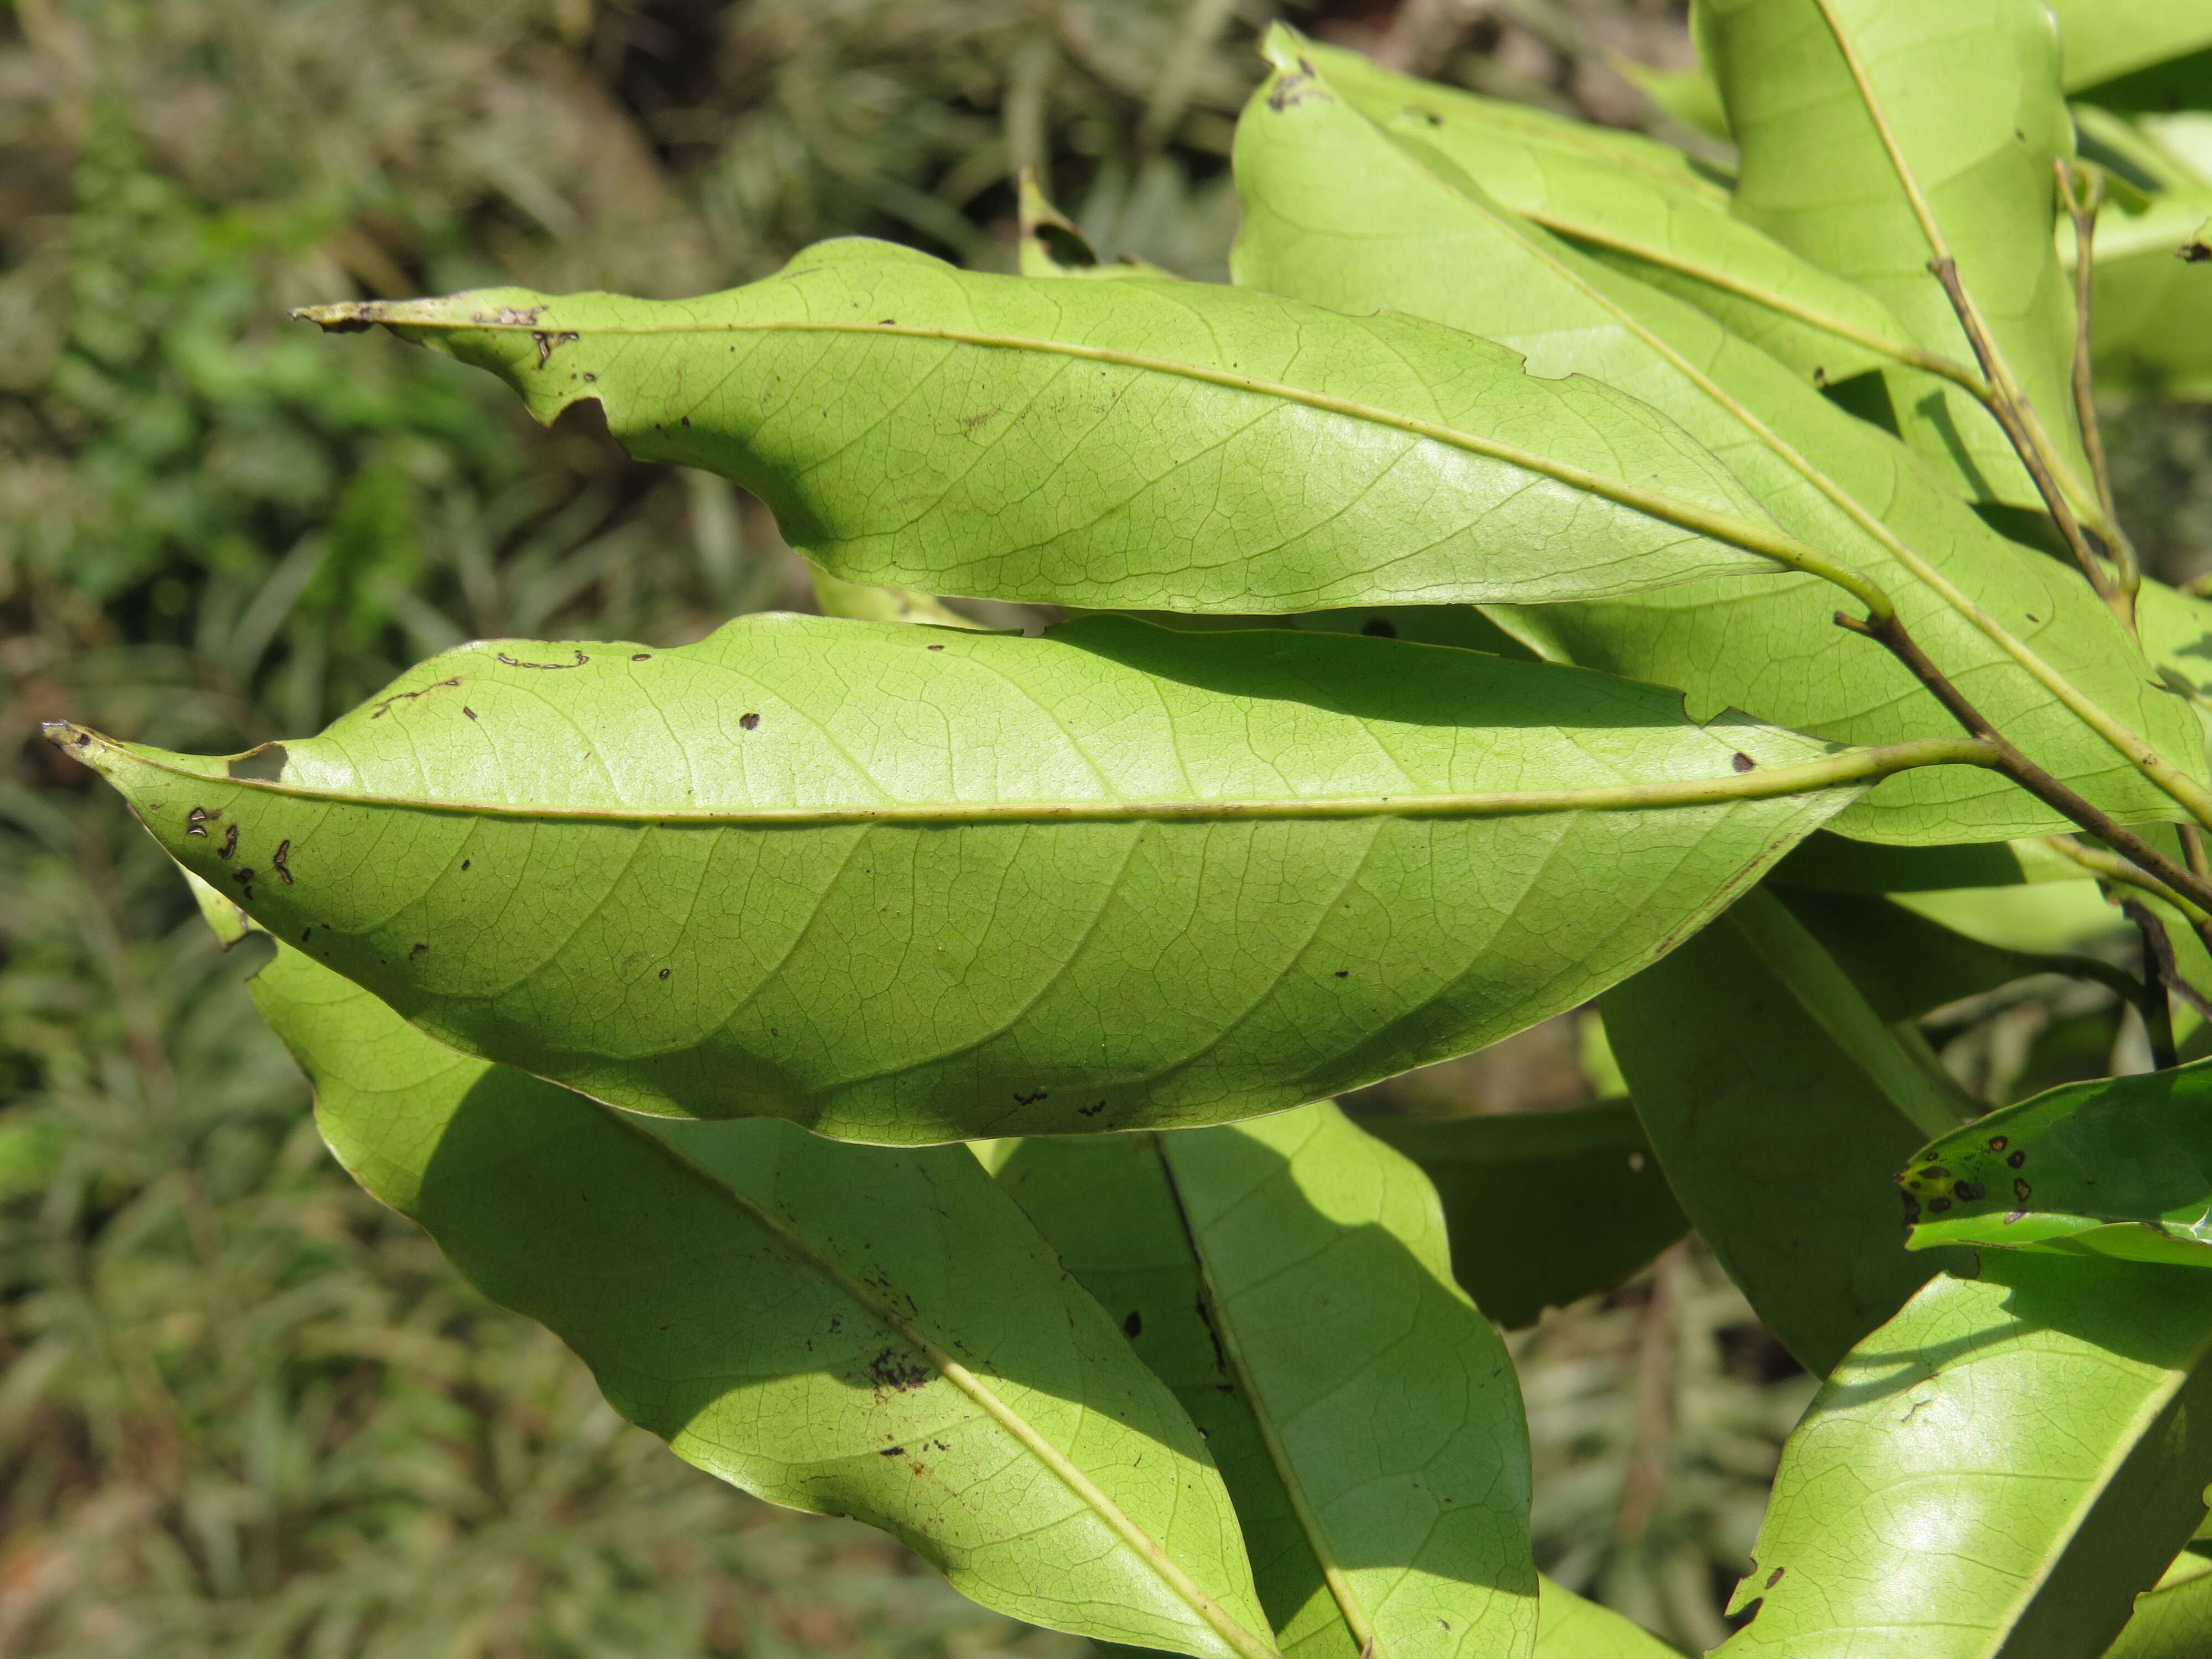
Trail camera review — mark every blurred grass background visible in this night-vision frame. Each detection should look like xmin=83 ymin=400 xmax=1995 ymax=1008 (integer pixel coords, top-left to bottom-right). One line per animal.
xmin=3 ymin=1 xmax=2208 ymax=1654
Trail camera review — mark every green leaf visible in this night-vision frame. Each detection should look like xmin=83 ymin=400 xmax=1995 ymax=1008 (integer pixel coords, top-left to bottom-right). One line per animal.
xmin=1716 ymin=1255 xmax=2212 ymax=1659
xmin=1773 ymin=886 xmax=2135 ymax=1021
xmin=992 ymin=1104 xmax=1541 ymax=1658
xmin=2049 ymin=0 xmax=2212 ymax=91
xmin=1770 ymin=830 xmax=2080 ymax=893
xmin=1602 ymin=889 xmax=1972 ymax=1374
xmin=1704 ymin=0 xmax=2095 ymax=514
xmin=1228 ymin=44 xmax=2200 ymax=843
xmin=54 ymin=613 xmax=1895 ymax=1145
xmin=248 ymin=942 xmax=1278 ymax=1659
xmin=2104 ymin=1556 xmax=2212 ymax=1658
xmin=295 ymin=237 xmax=1808 ymax=612
xmin=1292 ymin=36 xmax=1924 ymax=389
xmin=1899 ymin=1060 xmax=2212 ymax=1266
xmin=1535 ymin=1577 xmax=1682 ymax=1658
xmin=1360 ymin=1102 xmax=1688 ymax=1329
xmin=2069 ymin=111 xmax=2212 ymax=400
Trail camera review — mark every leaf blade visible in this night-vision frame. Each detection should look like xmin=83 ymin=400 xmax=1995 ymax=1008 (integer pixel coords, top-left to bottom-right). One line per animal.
xmin=1717 ymin=1256 xmax=2212 ymax=1659
xmin=65 ymin=615 xmax=1884 ymax=1144
xmin=1227 ymin=43 xmax=2198 ymax=844
xmin=994 ymin=1104 xmax=1543 ymax=1659
xmin=297 ymin=240 xmax=1814 ymax=611
xmin=252 ymin=942 xmax=1278 ymax=1658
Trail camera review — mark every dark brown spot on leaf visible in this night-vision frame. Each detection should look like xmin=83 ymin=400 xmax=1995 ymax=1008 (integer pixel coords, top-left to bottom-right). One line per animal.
xmin=1766 ymin=1568 xmax=1785 ymax=1588
xmin=497 ymin=649 xmax=588 ymax=670
xmin=272 ymin=839 xmax=293 ymax=884
xmin=2007 ymin=1150 xmax=2026 ymax=1168
xmin=2015 ymin=1178 xmax=2033 ymax=1203
xmin=1927 ymin=1196 xmax=1953 ymax=1213
xmin=739 ymin=712 xmax=760 ymax=731
xmin=658 ymin=967 xmax=671 ymax=980
xmin=1122 ymin=1310 xmax=1142 ymax=1340
xmin=218 ymin=824 xmax=238 ymax=860
xmin=1987 ymin=1135 xmax=2008 ymax=1152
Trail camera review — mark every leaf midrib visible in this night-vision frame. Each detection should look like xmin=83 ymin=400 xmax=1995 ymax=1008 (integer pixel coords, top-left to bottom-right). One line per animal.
xmin=81 ymin=729 xmax=1999 ymax=825
xmin=619 ymin=1111 xmax=1284 ymax=1659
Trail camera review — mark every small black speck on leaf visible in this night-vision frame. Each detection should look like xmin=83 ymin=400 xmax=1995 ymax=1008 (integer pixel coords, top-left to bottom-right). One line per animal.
xmin=1122 ymin=1310 xmax=1143 ymax=1339
xmin=2007 ymin=1150 xmax=2026 ymax=1168
xmin=632 ymin=653 xmax=651 ymax=661
xmin=739 ymin=712 xmax=760 ymax=731
xmin=1766 ymin=1567 xmax=1785 ymax=1588
xmin=879 ymin=1446 xmax=905 ymax=1457
xmin=1013 ymin=1088 xmax=1048 ymax=1106
xmin=658 ymin=967 xmax=671 ymax=980
xmin=927 ymin=643 xmax=945 ymax=650
xmin=232 ymin=868 xmax=254 ymax=884
xmin=300 ymin=928 xmax=312 ymax=942
xmin=2015 ymin=1178 xmax=2033 ymax=1203
xmin=408 ymin=942 xmax=428 ymax=959
xmin=463 ymin=707 xmax=478 ymax=720
xmin=1732 ymin=752 xmax=1757 ymax=773
xmin=1334 ymin=968 xmax=1350 ymax=979
xmin=2180 ymin=238 xmax=2211 ymax=264
xmin=680 ymin=416 xmax=691 ymax=427
xmin=1361 ymin=617 xmax=1397 ymax=638
xmin=461 ymin=859 xmax=471 ymax=870
xmin=218 ymin=824 xmax=239 ymax=860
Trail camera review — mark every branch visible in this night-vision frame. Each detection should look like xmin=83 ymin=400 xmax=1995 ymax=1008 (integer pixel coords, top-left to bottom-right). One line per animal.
xmin=1837 ymin=611 xmax=2212 ymax=915
xmin=2057 ymin=159 xmax=2142 ymax=609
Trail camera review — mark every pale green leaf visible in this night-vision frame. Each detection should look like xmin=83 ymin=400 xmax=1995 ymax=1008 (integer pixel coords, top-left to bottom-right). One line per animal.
xmin=1717 ymin=1255 xmax=2212 ymax=1659
xmin=1535 ymin=1578 xmax=1682 ymax=1658
xmin=1361 ymin=1102 xmax=1688 ymax=1329
xmin=2104 ymin=1554 xmax=2212 ymax=1658
xmin=1228 ymin=45 xmax=2200 ymax=843
xmin=295 ymin=237 xmax=1802 ymax=612
xmin=1899 ymin=1060 xmax=2212 ymax=1266
xmin=993 ymin=1104 xmax=1541 ymax=1659
xmin=248 ymin=942 xmax=1277 ymax=1659
xmin=2050 ymin=0 xmax=2212 ymax=91
xmin=2070 ymin=114 xmax=2212 ymax=400
xmin=1292 ymin=36 xmax=1922 ymax=389
xmin=1705 ymin=0 xmax=2095 ymax=514
xmin=1602 ymin=889 xmax=1972 ymax=1373
xmin=53 ymin=614 xmax=1890 ymax=1144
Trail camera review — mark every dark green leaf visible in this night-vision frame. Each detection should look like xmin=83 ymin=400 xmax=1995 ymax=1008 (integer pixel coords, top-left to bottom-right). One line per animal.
xmin=1603 ymin=889 xmax=1973 ymax=1373
xmin=1361 ymin=1102 xmax=1688 ymax=1329
xmin=1901 ymin=1058 xmax=2212 ymax=1266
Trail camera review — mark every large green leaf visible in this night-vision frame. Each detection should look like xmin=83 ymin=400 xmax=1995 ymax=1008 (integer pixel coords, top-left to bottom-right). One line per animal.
xmin=54 ymin=613 xmax=1900 ymax=1145
xmin=2049 ymin=0 xmax=2212 ymax=90
xmin=1296 ymin=36 xmax=1923 ymax=390
xmin=1602 ymin=889 xmax=1971 ymax=1374
xmin=1228 ymin=45 xmax=2199 ymax=844
xmin=248 ymin=941 xmax=1277 ymax=1659
xmin=294 ymin=236 xmax=1809 ymax=612
xmin=1899 ymin=1060 xmax=2212 ymax=1266
xmin=992 ymin=1104 xmax=1540 ymax=1659
xmin=1360 ymin=1102 xmax=1688 ymax=1329
xmin=1704 ymin=0 xmax=2094 ymax=514
xmin=1716 ymin=1255 xmax=2212 ymax=1659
